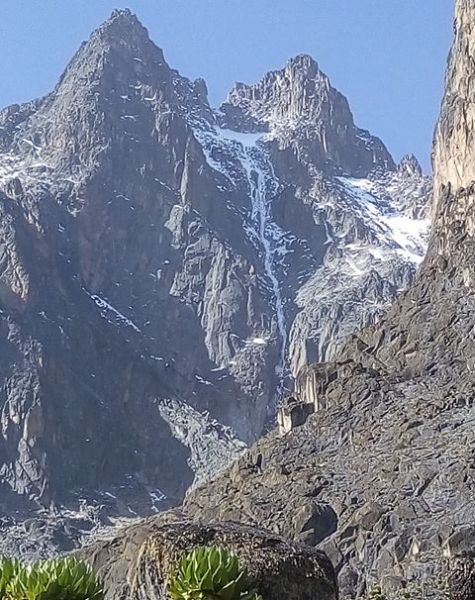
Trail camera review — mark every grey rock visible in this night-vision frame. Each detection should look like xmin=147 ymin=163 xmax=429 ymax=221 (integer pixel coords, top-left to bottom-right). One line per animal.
xmin=82 ymin=517 xmax=337 ymax=600
xmin=220 ymin=54 xmax=395 ymax=177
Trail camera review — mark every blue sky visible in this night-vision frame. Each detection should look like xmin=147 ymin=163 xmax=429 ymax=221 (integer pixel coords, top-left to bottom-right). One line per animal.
xmin=1 ymin=1 xmax=454 ymax=171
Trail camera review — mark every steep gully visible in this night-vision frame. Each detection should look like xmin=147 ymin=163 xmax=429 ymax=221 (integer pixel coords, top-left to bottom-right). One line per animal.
xmin=237 ymin=138 xmax=289 ymax=400
xmin=194 ymin=125 xmax=292 ymax=406
xmin=246 ymin=149 xmax=288 ymax=395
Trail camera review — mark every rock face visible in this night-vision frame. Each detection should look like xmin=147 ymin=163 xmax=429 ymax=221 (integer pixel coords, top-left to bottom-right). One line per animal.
xmin=221 ymin=53 xmax=394 ymax=177
xmin=0 ymin=9 xmax=430 ymax=551
xmin=449 ymin=558 xmax=475 ymax=600
xmin=83 ymin=516 xmax=337 ymax=600
xmin=184 ymin=1 xmax=475 ymax=597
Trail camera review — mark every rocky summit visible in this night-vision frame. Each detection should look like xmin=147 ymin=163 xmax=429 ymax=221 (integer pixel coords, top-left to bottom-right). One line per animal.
xmin=0 ymin=9 xmax=430 ymax=553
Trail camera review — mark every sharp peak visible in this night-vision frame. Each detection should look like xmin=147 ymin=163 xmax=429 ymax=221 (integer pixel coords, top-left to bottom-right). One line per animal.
xmin=75 ymin=7 xmax=165 ymax=64
xmin=286 ymin=53 xmax=320 ymax=71
xmin=400 ymin=152 xmax=421 ymax=164
xmin=92 ymin=7 xmax=150 ymax=42
xmin=230 ymin=53 xmax=323 ymax=94
xmin=398 ymin=153 xmax=423 ymax=177
xmin=264 ymin=54 xmax=322 ymax=80
xmin=54 ymin=8 xmax=167 ymax=94
xmin=271 ymin=53 xmax=327 ymax=83
xmin=104 ymin=8 xmax=142 ymax=27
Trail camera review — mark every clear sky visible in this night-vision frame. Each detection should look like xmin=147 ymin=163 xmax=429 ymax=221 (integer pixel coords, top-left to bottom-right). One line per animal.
xmin=1 ymin=1 xmax=454 ymax=171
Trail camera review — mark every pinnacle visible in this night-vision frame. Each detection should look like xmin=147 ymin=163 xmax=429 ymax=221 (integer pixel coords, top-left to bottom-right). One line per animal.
xmin=286 ymin=54 xmax=320 ymax=75
xmin=95 ymin=7 xmax=148 ymax=40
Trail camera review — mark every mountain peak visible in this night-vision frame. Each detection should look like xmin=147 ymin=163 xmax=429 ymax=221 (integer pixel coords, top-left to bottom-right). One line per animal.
xmin=286 ymin=53 xmax=320 ymax=76
xmin=97 ymin=8 xmax=146 ymax=37
xmin=82 ymin=8 xmax=155 ymax=57
xmin=220 ymin=54 xmax=394 ymax=176
xmin=56 ymin=8 xmax=166 ymax=89
xmin=398 ymin=153 xmax=423 ymax=177
xmin=14 ymin=8 xmax=177 ymax=172
xmin=109 ymin=7 xmax=135 ymax=20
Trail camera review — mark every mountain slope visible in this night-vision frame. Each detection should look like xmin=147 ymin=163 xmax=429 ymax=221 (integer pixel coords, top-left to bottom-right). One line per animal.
xmin=0 ymin=9 xmax=430 ymax=553
xmin=185 ymin=1 xmax=475 ymax=596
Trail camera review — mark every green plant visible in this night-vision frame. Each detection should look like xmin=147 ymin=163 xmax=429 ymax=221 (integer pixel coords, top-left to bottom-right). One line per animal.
xmin=0 ymin=557 xmax=104 ymax=600
xmin=365 ymin=586 xmax=388 ymax=600
xmin=168 ymin=546 xmax=263 ymax=600
xmin=0 ymin=558 xmax=21 ymax=598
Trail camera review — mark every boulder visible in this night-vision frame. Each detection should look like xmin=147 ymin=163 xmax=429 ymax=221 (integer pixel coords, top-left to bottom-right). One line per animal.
xmin=84 ymin=517 xmax=337 ymax=600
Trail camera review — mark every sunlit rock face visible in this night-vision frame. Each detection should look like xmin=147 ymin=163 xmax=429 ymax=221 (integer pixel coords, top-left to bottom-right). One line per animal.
xmin=433 ymin=0 xmax=475 ymax=200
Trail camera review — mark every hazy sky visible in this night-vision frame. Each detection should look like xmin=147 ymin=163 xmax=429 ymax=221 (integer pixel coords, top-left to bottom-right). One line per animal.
xmin=1 ymin=1 xmax=454 ymax=171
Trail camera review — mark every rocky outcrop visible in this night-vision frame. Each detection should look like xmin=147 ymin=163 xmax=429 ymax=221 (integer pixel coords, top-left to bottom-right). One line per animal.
xmin=83 ymin=516 xmax=337 ymax=600
xmin=183 ymin=0 xmax=475 ymax=597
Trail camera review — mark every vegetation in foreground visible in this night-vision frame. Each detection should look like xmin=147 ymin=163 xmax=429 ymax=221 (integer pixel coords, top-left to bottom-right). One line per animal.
xmin=0 ymin=557 xmax=104 ymax=600
xmin=168 ymin=546 xmax=263 ymax=600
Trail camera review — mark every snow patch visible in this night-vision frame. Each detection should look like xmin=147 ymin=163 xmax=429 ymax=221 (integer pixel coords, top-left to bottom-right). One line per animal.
xmin=195 ymin=375 xmax=213 ymax=386
xmin=192 ymin=124 xmax=293 ymax=402
xmin=337 ymin=177 xmax=429 ymax=265
xmin=85 ymin=290 xmax=141 ymax=333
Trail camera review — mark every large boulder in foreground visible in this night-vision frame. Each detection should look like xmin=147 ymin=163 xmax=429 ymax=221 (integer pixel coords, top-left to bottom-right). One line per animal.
xmin=84 ymin=515 xmax=337 ymax=600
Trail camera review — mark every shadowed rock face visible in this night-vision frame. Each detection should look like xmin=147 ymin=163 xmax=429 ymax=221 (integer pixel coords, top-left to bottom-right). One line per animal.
xmin=184 ymin=1 xmax=475 ymax=597
xmin=83 ymin=516 xmax=337 ymax=600
xmin=449 ymin=558 xmax=475 ymax=600
xmin=0 ymin=9 xmax=430 ymax=553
